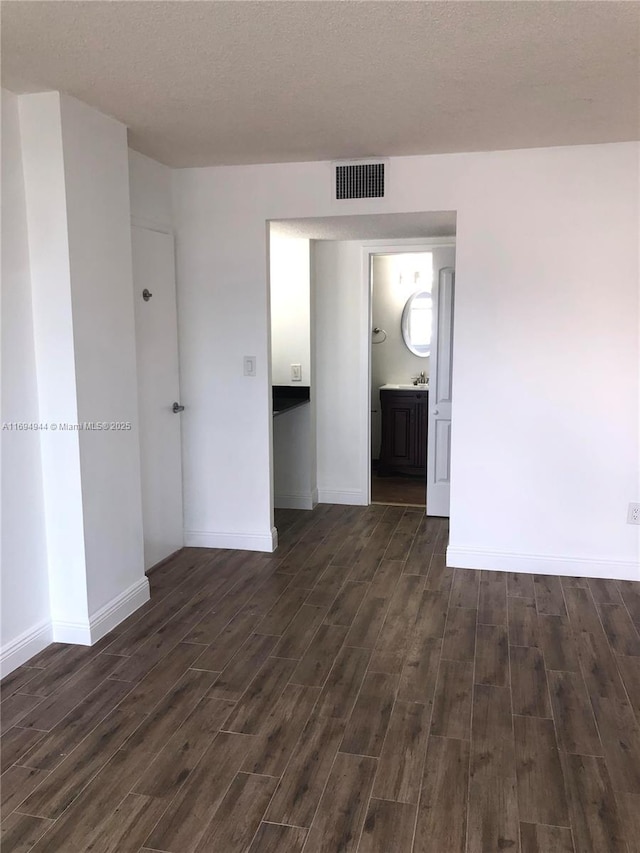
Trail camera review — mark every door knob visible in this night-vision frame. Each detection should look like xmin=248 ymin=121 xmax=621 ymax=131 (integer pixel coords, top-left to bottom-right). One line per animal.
xmin=434 ymin=409 xmax=439 ymax=415
xmin=172 ymin=402 xmax=184 ymax=413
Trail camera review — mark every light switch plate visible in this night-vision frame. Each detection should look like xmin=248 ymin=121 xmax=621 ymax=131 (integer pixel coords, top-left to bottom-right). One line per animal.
xmin=243 ymin=356 xmax=256 ymax=377
xmin=291 ymin=364 xmax=302 ymax=382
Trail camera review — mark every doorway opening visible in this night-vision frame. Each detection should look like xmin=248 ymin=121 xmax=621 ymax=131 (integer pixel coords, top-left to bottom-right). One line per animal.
xmin=266 ymin=213 xmax=456 ymax=546
xmin=370 ymin=251 xmax=433 ymax=508
xmin=364 ymin=241 xmax=456 ymax=517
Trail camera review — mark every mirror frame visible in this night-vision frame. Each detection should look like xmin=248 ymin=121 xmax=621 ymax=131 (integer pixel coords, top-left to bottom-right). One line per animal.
xmin=401 ymin=290 xmax=432 ymax=358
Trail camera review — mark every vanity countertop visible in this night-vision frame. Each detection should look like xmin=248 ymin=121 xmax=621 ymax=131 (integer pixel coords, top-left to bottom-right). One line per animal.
xmin=379 ymin=383 xmax=429 ymax=391
xmin=272 ymin=385 xmax=311 ymax=416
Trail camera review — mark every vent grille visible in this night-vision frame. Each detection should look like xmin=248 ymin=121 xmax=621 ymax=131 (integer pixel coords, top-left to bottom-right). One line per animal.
xmin=335 ymin=162 xmax=385 ymax=200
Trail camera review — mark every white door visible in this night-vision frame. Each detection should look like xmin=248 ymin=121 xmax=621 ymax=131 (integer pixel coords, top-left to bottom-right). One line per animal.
xmin=132 ymin=226 xmax=184 ymax=569
xmin=427 ymin=259 xmax=455 ymax=517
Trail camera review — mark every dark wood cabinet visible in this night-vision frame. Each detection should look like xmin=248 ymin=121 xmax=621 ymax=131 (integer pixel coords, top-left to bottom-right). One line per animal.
xmin=378 ymin=389 xmax=428 ymax=477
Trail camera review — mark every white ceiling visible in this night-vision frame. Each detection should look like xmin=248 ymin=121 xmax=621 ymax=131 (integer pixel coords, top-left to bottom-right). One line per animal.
xmin=271 ymin=212 xmax=456 ymax=241
xmin=2 ymin=1 xmax=639 ymax=168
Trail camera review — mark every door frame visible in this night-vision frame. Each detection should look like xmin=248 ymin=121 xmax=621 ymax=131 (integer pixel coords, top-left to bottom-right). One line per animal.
xmin=361 ymin=238 xmax=456 ymax=507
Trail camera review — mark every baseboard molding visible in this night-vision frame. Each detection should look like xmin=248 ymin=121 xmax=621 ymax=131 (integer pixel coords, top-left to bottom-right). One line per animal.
xmin=89 ymin=576 xmax=151 ymax=643
xmin=184 ymin=527 xmax=277 ymax=553
xmin=0 ymin=619 xmax=53 ymax=678
xmin=1 ymin=578 xmax=151 ymax=675
xmin=446 ymin=546 xmax=639 ymax=581
xmin=51 ymin=620 xmax=92 ymax=645
xmin=52 ymin=576 xmax=151 ymax=646
xmin=317 ymin=489 xmax=367 ymax=506
xmin=274 ymin=491 xmax=316 ymax=510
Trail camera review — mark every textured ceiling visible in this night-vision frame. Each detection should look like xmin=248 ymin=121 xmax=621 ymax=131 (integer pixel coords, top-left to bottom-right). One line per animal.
xmin=271 ymin=212 xmax=456 ymax=241
xmin=2 ymin=1 xmax=639 ymax=167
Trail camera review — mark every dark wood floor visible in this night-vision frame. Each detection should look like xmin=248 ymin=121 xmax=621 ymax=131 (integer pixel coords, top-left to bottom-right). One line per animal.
xmin=2 ymin=504 xmax=640 ymax=853
xmin=371 ymin=470 xmax=426 ymax=506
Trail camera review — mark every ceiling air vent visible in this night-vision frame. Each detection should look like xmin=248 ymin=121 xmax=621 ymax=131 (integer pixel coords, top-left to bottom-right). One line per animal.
xmin=334 ymin=160 xmax=385 ymax=200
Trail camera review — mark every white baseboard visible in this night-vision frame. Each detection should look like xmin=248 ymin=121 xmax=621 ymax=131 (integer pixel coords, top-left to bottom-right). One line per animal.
xmin=51 ymin=620 xmax=92 ymax=645
xmin=0 ymin=619 xmax=53 ymax=678
xmin=1 ymin=578 xmax=151 ymax=676
xmin=317 ymin=489 xmax=367 ymax=506
xmin=52 ymin=576 xmax=151 ymax=646
xmin=184 ymin=527 xmax=278 ymax=553
xmin=89 ymin=576 xmax=150 ymax=643
xmin=274 ymin=491 xmax=316 ymax=510
xmin=446 ymin=546 xmax=639 ymax=581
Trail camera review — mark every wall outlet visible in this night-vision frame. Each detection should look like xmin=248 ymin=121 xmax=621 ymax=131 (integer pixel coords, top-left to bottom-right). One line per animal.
xmin=291 ymin=364 xmax=302 ymax=382
xmin=243 ymin=355 xmax=256 ymax=377
xmin=628 ymin=503 xmax=640 ymax=525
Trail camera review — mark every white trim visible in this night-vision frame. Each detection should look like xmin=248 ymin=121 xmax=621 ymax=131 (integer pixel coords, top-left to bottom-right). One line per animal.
xmin=360 ymin=238 xmax=457 ymax=250
xmin=0 ymin=620 xmax=53 ymax=678
xmin=446 ymin=546 xmax=639 ymax=582
xmin=51 ymin=576 xmax=151 ymax=646
xmin=88 ymin=577 xmax=151 ymax=643
xmin=1 ymin=579 xmax=152 ymax=675
xmin=274 ymin=490 xmax=317 ymax=510
xmin=317 ymin=488 xmax=367 ymax=506
xmin=184 ymin=527 xmax=278 ymax=553
xmin=52 ymin=620 xmax=92 ymax=645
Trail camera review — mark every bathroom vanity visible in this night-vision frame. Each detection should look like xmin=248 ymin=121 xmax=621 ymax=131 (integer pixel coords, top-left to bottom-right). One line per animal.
xmin=378 ymin=385 xmax=428 ymax=477
xmin=272 ymin=385 xmax=310 ymax=416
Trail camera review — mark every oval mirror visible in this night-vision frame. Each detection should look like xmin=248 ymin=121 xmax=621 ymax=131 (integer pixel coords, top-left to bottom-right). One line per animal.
xmin=401 ymin=290 xmax=432 ymax=357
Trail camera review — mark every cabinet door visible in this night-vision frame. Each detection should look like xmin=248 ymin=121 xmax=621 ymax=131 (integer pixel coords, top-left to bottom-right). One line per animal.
xmin=380 ymin=392 xmax=427 ymax=475
xmin=390 ymin=399 xmax=414 ymax=465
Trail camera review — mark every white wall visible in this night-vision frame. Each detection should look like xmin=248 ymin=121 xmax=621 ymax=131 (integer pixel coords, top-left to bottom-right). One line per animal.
xmin=15 ymin=91 xmax=149 ymax=649
xmin=0 ymin=90 xmax=52 ymax=671
xmin=60 ymin=95 xmax=147 ymax=616
xmin=173 ymin=143 xmax=639 ymax=577
xmin=172 ymin=171 xmax=275 ymax=551
xmin=273 ymin=404 xmax=316 ymax=509
xmin=1 ymin=97 xmax=173 ymax=675
xmin=371 ymin=253 xmax=434 ymax=458
xmin=270 ymin=233 xmax=311 ymax=386
xmin=129 ymin=149 xmax=173 ymax=230
xmin=19 ymin=92 xmax=91 ymax=640
xmin=314 ymin=240 xmax=370 ymax=505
